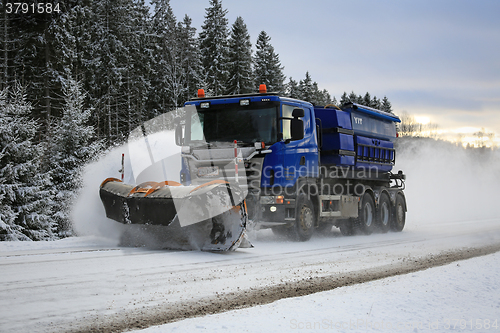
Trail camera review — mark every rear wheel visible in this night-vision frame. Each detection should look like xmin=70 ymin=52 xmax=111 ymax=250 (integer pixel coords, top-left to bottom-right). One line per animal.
xmin=291 ymin=194 xmax=314 ymax=241
xmin=391 ymin=194 xmax=406 ymax=232
xmin=377 ymin=193 xmax=391 ymax=233
xmin=356 ymin=193 xmax=375 ymax=235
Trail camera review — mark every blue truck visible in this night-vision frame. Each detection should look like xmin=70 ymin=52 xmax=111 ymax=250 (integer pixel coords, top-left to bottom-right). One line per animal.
xmin=100 ymin=84 xmax=407 ymax=250
xmin=177 ymin=85 xmax=407 ymax=241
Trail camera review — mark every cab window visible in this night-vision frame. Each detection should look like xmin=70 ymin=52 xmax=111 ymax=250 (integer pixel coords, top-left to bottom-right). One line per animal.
xmin=282 ymin=104 xmax=303 ymax=141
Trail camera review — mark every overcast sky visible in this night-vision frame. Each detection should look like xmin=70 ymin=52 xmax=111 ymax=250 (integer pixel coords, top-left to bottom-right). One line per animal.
xmin=168 ymin=0 xmax=500 ymax=142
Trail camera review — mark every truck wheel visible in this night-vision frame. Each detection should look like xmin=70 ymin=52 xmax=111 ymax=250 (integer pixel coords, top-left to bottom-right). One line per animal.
xmin=391 ymin=194 xmax=406 ymax=232
xmin=356 ymin=193 xmax=375 ymax=235
xmin=291 ymin=194 xmax=314 ymax=241
xmin=377 ymin=193 xmax=391 ymax=233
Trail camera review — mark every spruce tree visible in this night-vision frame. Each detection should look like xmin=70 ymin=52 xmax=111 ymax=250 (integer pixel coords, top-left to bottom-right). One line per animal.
xmin=199 ymin=0 xmax=229 ymax=96
xmin=0 ymin=85 xmax=54 ymax=241
xmin=313 ymin=85 xmax=332 ymax=106
xmin=254 ymin=31 xmax=285 ymax=93
xmin=46 ymin=79 xmax=102 ymax=235
xmin=299 ymin=72 xmax=314 ymax=102
xmin=381 ymin=96 xmax=393 ymax=113
xmin=331 ymin=96 xmax=339 ymax=106
xmin=226 ymin=16 xmax=253 ymax=95
xmin=149 ymin=0 xmax=177 ymax=113
xmin=179 ymin=15 xmax=203 ymax=102
xmin=286 ymin=77 xmax=299 ymax=99
xmin=339 ymin=92 xmax=349 ymax=105
xmin=348 ymin=91 xmax=359 ymax=104
xmin=363 ymin=92 xmax=371 ymax=107
xmin=371 ymin=96 xmax=381 ymax=109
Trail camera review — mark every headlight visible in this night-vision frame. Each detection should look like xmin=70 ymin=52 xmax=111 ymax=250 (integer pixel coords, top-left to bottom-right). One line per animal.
xmin=260 ymin=196 xmax=284 ymax=205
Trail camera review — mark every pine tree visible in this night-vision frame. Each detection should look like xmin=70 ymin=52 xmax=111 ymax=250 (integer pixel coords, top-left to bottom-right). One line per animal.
xmin=46 ymin=79 xmax=102 ymax=235
xmin=122 ymin=0 xmax=152 ymax=133
xmin=339 ymin=92 xmax=349 ymax=105
xmin=199 ymin=0 xmax=229 ymax=96
xmin=348 ymin=91 xmax=359 ymax=104
xmin=363 ymin=92 xmax=371 ymax=107
xmin=254 ymin=31 xmax=285 ymax=93
xmin=150 ymin=0 xmax=188 ymax=110
xmin=313 ymin=86 xmax=332 ymax=106
xmin=371 ymin=96 xmax=381 ymax=109
xmin=178 ymin=15 xmax=203 ymax=102
xmin=299 ymin=71 xmax=314 ymax=102
xmin=381 ymin=96 xmax=393 ymax=113
xmin=226 ymin=16 xmax=253 ymax=95
xmin=286 ymin=77 xmax=299 ymax=99
xmin=1 ymin=3 xmax=64 ymax=132
xmin=0 ymin=6 xmax=15 ymax=90
xmin=0 ymin=85 xmax=54 ymax=241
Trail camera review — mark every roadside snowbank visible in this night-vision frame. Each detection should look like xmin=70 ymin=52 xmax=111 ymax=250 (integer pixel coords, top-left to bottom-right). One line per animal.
xmin=135 ymin=251 xmax=500 ymax=333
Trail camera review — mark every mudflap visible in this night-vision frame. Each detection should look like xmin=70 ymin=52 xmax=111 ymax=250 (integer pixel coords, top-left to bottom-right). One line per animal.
xmin=99 ymin=178 xmax=252 ymax=251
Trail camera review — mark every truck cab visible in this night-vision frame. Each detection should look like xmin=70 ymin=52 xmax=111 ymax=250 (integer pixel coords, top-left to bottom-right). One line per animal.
xmin=177 ymin=86 xmax=406 ymax=241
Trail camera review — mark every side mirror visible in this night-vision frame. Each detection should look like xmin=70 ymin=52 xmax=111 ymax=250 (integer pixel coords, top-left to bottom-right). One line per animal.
xmin=175 ymin=124 xmax=184 ymax=146
xmin=292 ymin=108 xmax=305 ymax=118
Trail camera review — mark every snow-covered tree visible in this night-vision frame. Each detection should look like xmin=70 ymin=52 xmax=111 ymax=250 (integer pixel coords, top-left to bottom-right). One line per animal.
xmin=348 ymin=91 xmax=360 ymax=104
xmin=149 ymin=0 xmax=181 ymax=111
xmin=290 ymin=72 xmax=331 ymax=105
xmin=363 ymin=92 xmax=372 ymax=107
xmin=46 ymin=79 xmax=102 ymax=235
xmin=178 ymin=15 xmax=203 ymax=102
xmin=371 ymin=96 xmax=381 ymax=109
xmin=286 ymin=77 xmax=299 ymax=99
xmin=253 ymin=31 xmax=285 ymax=93
xmin=338 ymin=91 xmax=392 ymax=112
xmin=226 ymin=16 xmax=253 ymax=95
xmin=312 ymin=83 xmax=332 ymax=106
xmin=381 ymin=96 xmax=393 ymax=113
xmin=0 ymin=85 xmax=54 ymax=241
xmin=199 ymin=0 xmax=229 ymax=96
xmin=299 ymin=72 xmax=314 ymax=102
xmin=339 ymin=92 xmax=349 ymax=105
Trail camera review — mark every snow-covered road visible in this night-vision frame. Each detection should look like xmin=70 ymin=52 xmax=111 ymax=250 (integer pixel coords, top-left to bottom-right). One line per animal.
xmin=1 ymin=217 xmax=500 ymax=333
xmin=136 ymin=250 xmax=500 ymax=333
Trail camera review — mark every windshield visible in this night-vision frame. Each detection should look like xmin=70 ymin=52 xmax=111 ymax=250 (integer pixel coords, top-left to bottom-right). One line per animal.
xmin=188 ymin=105 xmax=278 ymax=145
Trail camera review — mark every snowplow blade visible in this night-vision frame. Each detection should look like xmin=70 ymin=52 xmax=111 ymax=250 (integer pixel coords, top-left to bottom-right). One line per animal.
xmin=99 ymin=178 xmax=251 ymax=251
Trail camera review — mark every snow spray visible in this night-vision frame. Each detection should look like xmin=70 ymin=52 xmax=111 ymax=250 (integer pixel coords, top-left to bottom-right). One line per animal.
xmin=394 ymin=137 xmax=500 ymax=229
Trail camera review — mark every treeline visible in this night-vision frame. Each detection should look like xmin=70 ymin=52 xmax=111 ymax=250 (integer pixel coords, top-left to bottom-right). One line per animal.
xmin=1 ymin=0 xmax=294 ymax=142
xmin=1 ymin=0 xmax=393 ymax=142
xmin=0 ymin=82 xmax=100 ymax=240
xmin=0 ymin=0 xmax=394 ymax=240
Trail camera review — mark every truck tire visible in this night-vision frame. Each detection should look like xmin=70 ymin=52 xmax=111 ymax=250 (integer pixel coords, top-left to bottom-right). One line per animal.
xmin=291 ymin=193 xmax=314 ymax=241
xmin=391 ymin=194 xmax=406 ymax=232
xmin=377 ymin=193 xmax=391 ymax=233
xmin=356 ymin=193 xmax=375 ymax=235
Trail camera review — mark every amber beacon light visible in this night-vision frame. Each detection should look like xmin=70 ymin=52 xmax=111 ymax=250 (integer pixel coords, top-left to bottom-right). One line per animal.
xmin=197 ymin=89 xmax=205 ymax=98
xmin=259 ymin=84 xmax=267 ymax=93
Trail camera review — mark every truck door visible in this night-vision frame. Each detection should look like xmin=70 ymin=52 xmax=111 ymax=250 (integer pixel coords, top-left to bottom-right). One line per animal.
xmin=281 ymin=104 xmax=318 ymax=189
